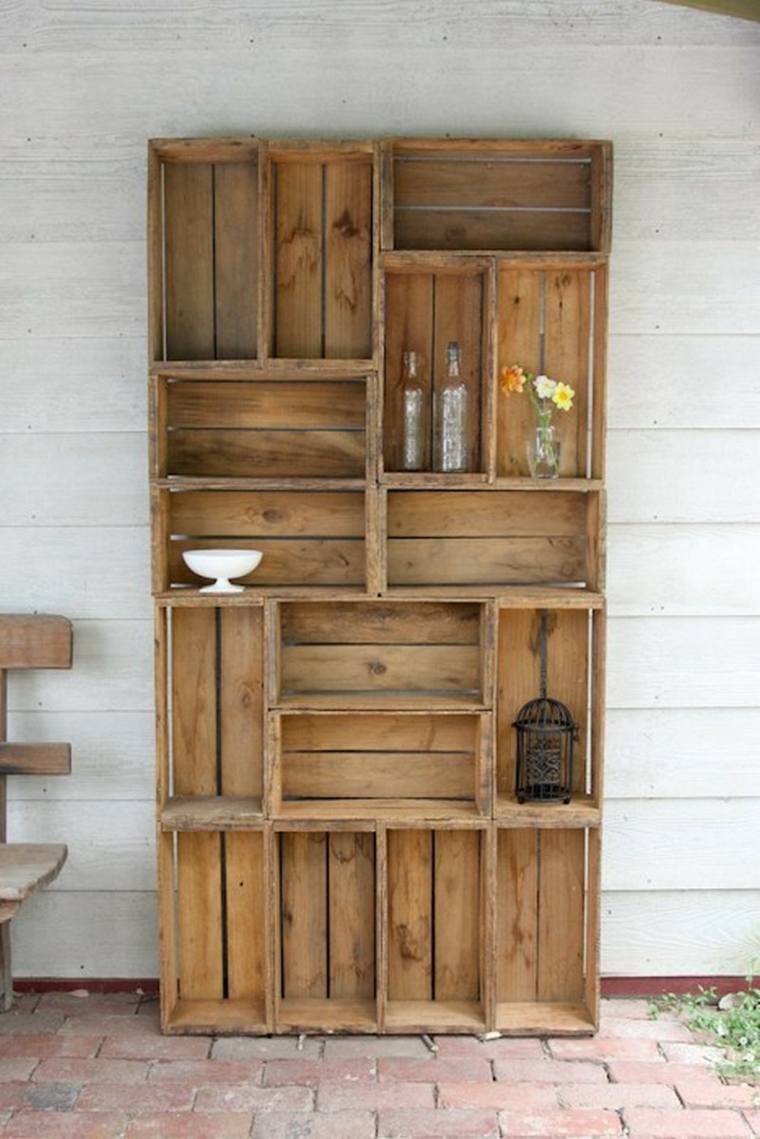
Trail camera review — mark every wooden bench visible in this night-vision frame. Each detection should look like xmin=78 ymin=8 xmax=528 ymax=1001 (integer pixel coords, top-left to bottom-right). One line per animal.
xmin=0 ymin=615 xmax=72 ymax=1010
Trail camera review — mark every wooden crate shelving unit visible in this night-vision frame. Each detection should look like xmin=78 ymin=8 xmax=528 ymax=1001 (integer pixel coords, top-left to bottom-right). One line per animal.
xmin=149 ymin=136 xmax=612 ymax=1036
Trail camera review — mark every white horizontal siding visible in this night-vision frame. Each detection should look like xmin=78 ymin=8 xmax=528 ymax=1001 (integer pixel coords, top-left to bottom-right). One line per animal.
xmin=0 ymin=0 xmax=757 ymax=979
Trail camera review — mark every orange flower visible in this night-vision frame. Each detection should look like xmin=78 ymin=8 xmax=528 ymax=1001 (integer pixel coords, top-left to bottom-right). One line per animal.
xmin=500 ymin=364 xmax=527 ymax=393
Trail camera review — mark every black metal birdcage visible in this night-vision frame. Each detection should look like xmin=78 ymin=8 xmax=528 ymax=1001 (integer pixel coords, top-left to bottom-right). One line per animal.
xmin=513 ymin=612 xmax=578 ymax=804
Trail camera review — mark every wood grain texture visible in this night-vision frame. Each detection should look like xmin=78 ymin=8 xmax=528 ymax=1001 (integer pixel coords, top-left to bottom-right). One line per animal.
xmin=171 ymin=608 xmax=216 ymax=796
xmin=220 ymin=607 xmax=263 ymax=797
xmin=0 ymin=616 xmax=72 ymax=671
xmin=163 ymin=163 xmax=215 ymax=359
xmin=281 ymin=831 xmax=327 ymax=998
xmin=434 ymin=829 xmax=480 ymax=1000
xmin=496 ymin=829 xmax=538 ymax=1001
xmin=225 ymin=831 xmax=266 ymax=1002
xmin=324 ymin=162 xmax=373 ymax=358
xmin=328 ymin=832 xmax=375 ymax=997
xmin=387 ymin=829 xmax=432 ymax=1000
xmin=214 ymin=161 xmax=259 ymax=359
xmin=274 ymin=162 xmax=323 ymax=357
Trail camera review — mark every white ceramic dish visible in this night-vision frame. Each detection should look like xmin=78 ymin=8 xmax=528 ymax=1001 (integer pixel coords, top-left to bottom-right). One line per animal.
xmin=182 ymin=548 xmax=262 ymax=593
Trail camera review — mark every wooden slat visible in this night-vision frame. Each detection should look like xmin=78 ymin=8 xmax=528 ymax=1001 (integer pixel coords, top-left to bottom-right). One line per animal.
xmin=328 ymin=832 xmax=375 ymax=997
xmin=434 ymin=830 xmax=480 ymax=1000
xmin=0 ymin=615 xmax=72 ymax=670
xmin=161 ymin=797 xmax=263 ymax=830
xmin=277 ymin=799 xmax=480 ymax=822
xmin=496 ymin=269 xmax=542 ymax=476
xmin=538 ymin=829 xmax=585 ymax=1002
xmin=0 ymin=743 xmax=70 ymax=776
xmin=281 ymin=831 xmax=327 ymax=997
xmin=497 ymin=609 xmax=589 ymax=799
xmin=167 ymin=381 xmax=366 ymax=429
xmin=225 ymin=831 xmax=266 ymax=1002
xmin=220 ymin=607 xmax=263 ymax=796
xmin=387 ymin=490 xmax=586 ymax=538
xmin=0 ymin=844 xmax=67 ymax=903
xmin=394 ymin=209 xmax=590 ymax=252
xmin=177 ymin=832 xmax=223 ymax=999
xmin=171 ymin=490 xmax=365 ymax=538
xmin=388 ymin=830 xmax=432 ymax=1000
xmin=281 ymin=712 xmax=477 ymax=752
xmin=281 ymin=601 xmax=481 ymax=644
xmin=214 ymin=162 xmax=258 ymax=359
xmin=324 ymin=162 xmax=373 ymax=358
xmin=277 ymin=997 xmax=376 ymax=1031
xmin=281 ymin=644 xmax=480 ymax=694
xmin=171 ymin=608 xmax=216 ymax=795
xmin=432 ymin=272 xmax=483 ymax=472
xmin=383 ymin=274 xmax=434 ymax=471
xmin=164 ymin=163 xmax=215 ymax=359
xmin=495 ymin=1001 xmax=594 ymax=1036
xmin=168 ymin=998 xmax=267 ymax=1034
xmin=282 ymin=751 xmax=473 ymax=800
xmin=385 ymin=998 xmax=484 ymax=1033
xmin=167 ymin=428 xmax=365 ymax=479
xmin=387 ymin=537 xmax=585 ymax=586
xmin=395 ymin=159 xmax=591 ymax=210
xmin=543 ymin=271 xmax=591 ymax=477
xmin=170 ymin=538 xmax=365 ymax=589
xmin=275 ymin=162 xmax=323 ymax=357
xmin=496 ymin=829 xmax=538 ymax=1001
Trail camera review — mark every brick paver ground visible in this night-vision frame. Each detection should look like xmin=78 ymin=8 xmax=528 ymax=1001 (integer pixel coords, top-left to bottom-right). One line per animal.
xmin=0 ymin=993 xmax=755 ymax=1137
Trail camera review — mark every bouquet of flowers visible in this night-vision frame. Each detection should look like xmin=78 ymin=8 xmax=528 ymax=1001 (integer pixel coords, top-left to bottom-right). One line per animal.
xmin=500 ymin=365 xmax=575 ymax=477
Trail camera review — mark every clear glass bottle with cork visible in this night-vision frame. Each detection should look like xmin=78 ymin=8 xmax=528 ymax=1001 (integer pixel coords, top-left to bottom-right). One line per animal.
xmin=435 ymin=340 xmax=468 ymax=472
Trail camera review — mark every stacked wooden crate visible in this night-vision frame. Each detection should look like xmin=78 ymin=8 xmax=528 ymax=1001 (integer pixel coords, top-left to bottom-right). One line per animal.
xmin=148 ymin=136 xmax=612 ymax=1036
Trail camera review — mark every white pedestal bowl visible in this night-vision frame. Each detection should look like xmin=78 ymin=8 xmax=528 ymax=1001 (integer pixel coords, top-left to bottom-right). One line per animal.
xmin=182 ymin=548 xmax=263 ymax=593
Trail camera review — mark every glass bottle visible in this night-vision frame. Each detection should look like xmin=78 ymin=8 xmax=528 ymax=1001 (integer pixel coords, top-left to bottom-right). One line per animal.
xmin=401 ymin=350 xmax=425 ymax=471
xmin=436 ymin=341 xmax=468 ymax=472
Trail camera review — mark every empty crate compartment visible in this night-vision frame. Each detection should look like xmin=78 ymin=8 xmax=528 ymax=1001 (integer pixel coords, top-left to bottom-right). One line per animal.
xmin=154 ymin=144 xmax=260 ymax=361
xmin=274 ymin=712 xmax=487 ymax=818
xmin=391 ymin=141 xmax=600 ymax=252
xmin=385 ymin=827 xmax=486 ymax=1032
xmin=495 ymin=827 xmax=597 ymax=1034
xmin=387 ymin=490 xmax=590 ymax=588
xmin=270 ymin=147 xmax=374 ymax=359
xmin=161 ymin=376 xmax=367 ymax=479
xmin=161 ymin=828 xmax=269 ymax=1032
xmin=275 ymin=600 xmax=486 ymax=708
xmin=165 ymin=605 xmax=264 ymax=817
xmin=163 ymin=488 xmax=366 ymax=591
xmin=276 ymin=829 xmax=377 ymax=1031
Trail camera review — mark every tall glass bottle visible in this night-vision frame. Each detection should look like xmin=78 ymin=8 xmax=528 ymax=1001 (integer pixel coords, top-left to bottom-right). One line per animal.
xmin=401 ymin=350 xmax=425 ymax=471
xmin=436 ymin=340 xmax=468 ymax=472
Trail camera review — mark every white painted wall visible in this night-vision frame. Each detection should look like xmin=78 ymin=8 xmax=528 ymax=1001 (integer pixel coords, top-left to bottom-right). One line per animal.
xmin=1 ymin=0 xmax=759 ymax=979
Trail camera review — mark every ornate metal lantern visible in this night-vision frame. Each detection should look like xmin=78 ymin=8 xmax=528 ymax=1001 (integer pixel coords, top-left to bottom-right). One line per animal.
xmin=514 ymin=612 xmax=577 ymax=804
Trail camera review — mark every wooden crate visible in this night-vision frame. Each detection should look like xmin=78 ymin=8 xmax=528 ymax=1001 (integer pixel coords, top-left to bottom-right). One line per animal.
xmin=158 ymin=827 xmax=272 ymax=1034
xmin=382 ymin=258 xmax=492 ymax=474
xmin=274 ymin=825 xmax=378 ymax=1032
xmin=386 ymin=489 xmax=597 ymax=590
xmin=494 ymin=826 xmax=599 ymax=1034
xmin=149 ymin=136 xmax=612 ymax=1037
xmin=384 ymin=824 xmax=488 ymax=1032
xmin=273 ymin=600 xmax=488 ymax=709
xmin=387 ymin=140 xmax=611 ymax=254
xmin=266 ymin=142 xmax=376 ymax=361
xmin=272 ymin=711 xmax=490 ymax=820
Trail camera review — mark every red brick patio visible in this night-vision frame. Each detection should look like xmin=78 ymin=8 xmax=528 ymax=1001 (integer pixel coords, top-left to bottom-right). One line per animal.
xmin=0 ymin=993 xmax=755 ymax=1137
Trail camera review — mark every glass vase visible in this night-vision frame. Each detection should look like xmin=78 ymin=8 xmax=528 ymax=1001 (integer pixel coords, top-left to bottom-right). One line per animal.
xmin=528 ymin=423 xmax=561 ymax=479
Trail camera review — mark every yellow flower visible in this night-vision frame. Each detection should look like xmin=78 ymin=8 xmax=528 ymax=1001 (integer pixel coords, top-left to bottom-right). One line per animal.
xmin=552 ymin=382 xmax=575 ymax=411
xmin=500 ymin=364 xmax=526 ymax=393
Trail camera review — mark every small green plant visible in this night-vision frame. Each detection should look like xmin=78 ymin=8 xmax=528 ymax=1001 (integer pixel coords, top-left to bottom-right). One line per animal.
xmin=652 ymin=966 xmax=760 ymax=1081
